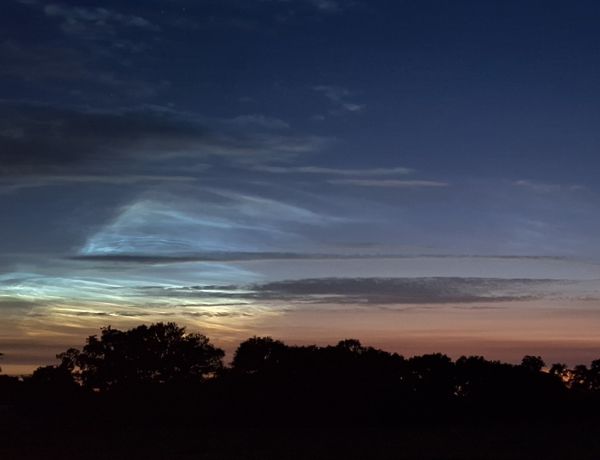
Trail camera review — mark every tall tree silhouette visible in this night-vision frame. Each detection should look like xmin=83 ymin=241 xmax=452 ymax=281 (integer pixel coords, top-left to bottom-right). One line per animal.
xmin=59 ymin=322 xmax=224 ymax=391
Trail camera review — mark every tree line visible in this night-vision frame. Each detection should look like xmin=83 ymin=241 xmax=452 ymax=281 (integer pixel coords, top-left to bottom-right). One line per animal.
xmin=1 ymin=322 xmax=599 ymax=404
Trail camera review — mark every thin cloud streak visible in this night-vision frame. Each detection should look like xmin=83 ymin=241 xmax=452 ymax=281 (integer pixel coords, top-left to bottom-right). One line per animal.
xmin=69 ymin=252 xmax=573 ymax=264
xmin=329 ymin=179 xmax=449 ymax=188
xmin=514 ymin=180 xmax=586 ymax=194
xmin=132 ymin=276 xmax=592 ymax=305
xmin=253 ymin=165 xmax=413 ymax=175
xmin=0 ymin=174 xmax=198 ymax=194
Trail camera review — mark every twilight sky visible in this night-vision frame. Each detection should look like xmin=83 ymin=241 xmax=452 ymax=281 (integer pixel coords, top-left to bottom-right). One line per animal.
xmin=3 ymin=0 xmax=600 ymax=374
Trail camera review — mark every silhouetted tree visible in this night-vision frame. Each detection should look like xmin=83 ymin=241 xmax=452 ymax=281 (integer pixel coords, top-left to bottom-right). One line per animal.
xmin=57 ymin=347 xmax=80 ymax=373
xmin=549 ymin=363 xmax=569 ymax=383
xmin=336 ymin=339 xmax=365 ymax=354
xmin=232 ymin=336 xmax=289 ymax=376
xmin=407 ymin=353 xmax=455 ymax=398
xmin=58 ymin=322 xmax=224 ymax=391
xmin=30 ymin=364 xmax=76 ymax=389
xmin=455 ymin=355 xmax=494 ymax=398
xmin=521 ymin=355 xmax=545 ymax=373
xmin=588 ymin=359 xmax=600 ymax=391
xmin=571 ymin=364 xmax=590 ymax=391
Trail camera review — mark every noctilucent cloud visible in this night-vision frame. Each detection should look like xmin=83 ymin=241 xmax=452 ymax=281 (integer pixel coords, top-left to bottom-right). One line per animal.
xmin=3 ymin=0 xmax=600 ymax=373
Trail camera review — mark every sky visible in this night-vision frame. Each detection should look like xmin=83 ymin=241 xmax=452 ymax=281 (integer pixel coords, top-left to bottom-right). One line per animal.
xmin=3 ymin=0 xmax=600 ymax=374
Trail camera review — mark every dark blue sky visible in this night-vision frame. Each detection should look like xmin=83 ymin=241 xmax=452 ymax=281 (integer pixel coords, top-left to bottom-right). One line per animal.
xmin=3 ymin=0 xmax=600 ymax=373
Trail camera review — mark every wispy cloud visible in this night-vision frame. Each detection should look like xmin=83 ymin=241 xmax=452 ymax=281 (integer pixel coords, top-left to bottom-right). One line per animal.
xmin=314 ymin=85 xmax=365 ymax=114
xmin=0 ymin=101 xmax=329 ymax=177
xmin=137 ymin=277 xmax=578 ymax=305
xmin=308 ymin=0 xmax=342 ymax=12
xmin=252 ymin=165 xmax=412 ymax=176
xmin=43 ymin=3 xmax=159 ymax=38
xmin=0 ymin=40 xmax=85 ymax=81
xmin=7 ymin=1 xmax=167 ymax=104
xmin=69 ymin=252 xmax=572 ymax=265
xmin=0 ymin=174 xmax=198 ymax=194
xmin=229 ymin=114 xmax=290 ymax=130
xmin=329 ymin=179 xmax=449 ymax=188
xmin=514 ymin=180 xmax=585 ymax=194
xmin=267 ymin=0 xmax=345 ymax=13
xmin=0 ymin=40 xmax=164 ymax=99
xmin=79 ymin=190 xmax=342 ymax=256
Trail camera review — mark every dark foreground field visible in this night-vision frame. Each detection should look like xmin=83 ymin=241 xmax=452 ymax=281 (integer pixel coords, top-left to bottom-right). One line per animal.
xmin=3 ymin=375 xmax=600 ymax=459
xmin=2 ymin=402 xmax=600 ymax=460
